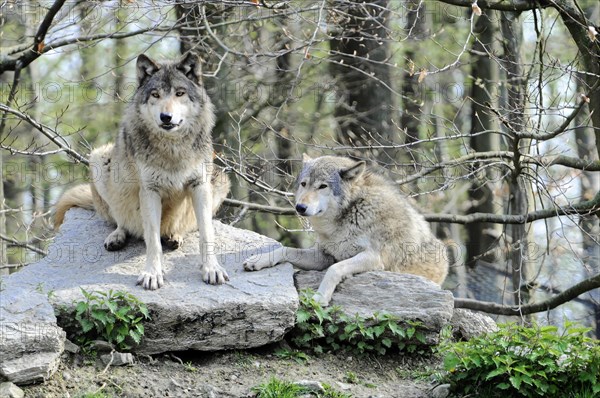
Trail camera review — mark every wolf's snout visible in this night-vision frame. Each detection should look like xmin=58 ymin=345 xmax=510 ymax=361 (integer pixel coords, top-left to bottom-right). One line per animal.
xmin=160 ymin=112 xmax=173 ymax=123
xmin=295 ymin=203 xmax=308 ymax=215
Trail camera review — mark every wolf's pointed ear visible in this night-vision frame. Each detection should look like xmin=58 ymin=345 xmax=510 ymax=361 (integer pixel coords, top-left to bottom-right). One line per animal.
xmin=136 ymin=54 xmax=160 ymax=86
xmin=177 ymin=52 xmax=203 ymax=84
xmin=340 ymin=161 xmax=366 ymax=181
xmin=302 ymin=153 xmax=313 ymax=163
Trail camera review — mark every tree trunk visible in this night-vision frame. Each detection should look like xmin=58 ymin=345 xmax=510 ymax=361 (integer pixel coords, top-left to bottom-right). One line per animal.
xmin=575 ymin=70 xmax=600 ymax=337
xmin=400 ymin=0 xmax=429 ymax=165
xmin=176 ymin=3 xmax=232 ymax=144
xmin=466 ymin=11 xmax=502 ymax=272
xmin=112 ymin=1 xmax=128 ymax=130
xmin=558 ymin=0 xmax=600 ymax=159
xmin=500 ymin=11 xmax=532 ymax=307
xmin=329 ymin=0 xmax=393 ymax=161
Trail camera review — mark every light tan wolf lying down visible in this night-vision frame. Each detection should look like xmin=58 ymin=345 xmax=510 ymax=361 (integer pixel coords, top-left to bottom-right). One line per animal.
xmin=244 ymin=155 xmax=448 ymax=306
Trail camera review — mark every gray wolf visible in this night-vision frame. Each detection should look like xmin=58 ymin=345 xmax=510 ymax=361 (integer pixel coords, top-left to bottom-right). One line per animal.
xmin=55 ymin=53 xmax=230 ymax=290
xmin=244 ymin=154 xmax=448 ymax=305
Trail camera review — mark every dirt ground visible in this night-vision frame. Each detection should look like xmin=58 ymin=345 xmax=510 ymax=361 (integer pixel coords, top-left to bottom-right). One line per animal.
xmin=22 ymin=343 xmax=442 ymax=398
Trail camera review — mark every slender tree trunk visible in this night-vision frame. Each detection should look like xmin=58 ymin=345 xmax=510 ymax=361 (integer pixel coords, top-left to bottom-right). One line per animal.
xmin=500 ymin=11 xmax=531 ymax=307
xmin=575 ymin=79 xmax=600 ymax=337
xmin=112 ymin=1 xmax=128 ymax=130
xmin=0 ymin=149 xmax=5 ymax=268
xmin=176 ymin=3 xmax=232 ymax=144
xmin=400 ymin=0 xmax=429 ymax=165
xmin=466 ymin=11 xmax=502 ymax=274
xmin=329 ymin=0 xmax=393 ymax=161
xmin=272 ymin=24 xmax=301 ymax=246
xmin=558 ymin=0 xmax=600 ymax=159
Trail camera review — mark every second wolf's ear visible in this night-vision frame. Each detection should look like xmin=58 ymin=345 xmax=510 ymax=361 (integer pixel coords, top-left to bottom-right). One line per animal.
xmin=177 ymin=52 xmax=203 ymax=84
xmin=340 ymin=161 xmax=366 ymax=181
xmin=136 ymin=54 xmax=160 ymax=86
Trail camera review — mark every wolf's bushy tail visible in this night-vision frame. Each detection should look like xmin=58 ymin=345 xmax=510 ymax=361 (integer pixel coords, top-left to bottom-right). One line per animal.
xmin=54 ymin=184 xmax=94 ymax=229
xmin=211 ymin=168 xmax=231 ymax=215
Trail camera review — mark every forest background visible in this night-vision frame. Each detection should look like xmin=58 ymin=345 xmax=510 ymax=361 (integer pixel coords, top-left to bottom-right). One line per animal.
xmin=1 ymin=0 xmax=599 ymax=337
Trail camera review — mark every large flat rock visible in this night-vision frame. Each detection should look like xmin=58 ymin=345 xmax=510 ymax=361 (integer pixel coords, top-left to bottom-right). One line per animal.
xmin=1 ymin=208 xmax=297 ymax=383
xmin=295 ymin=271 xmax=454 ymax=343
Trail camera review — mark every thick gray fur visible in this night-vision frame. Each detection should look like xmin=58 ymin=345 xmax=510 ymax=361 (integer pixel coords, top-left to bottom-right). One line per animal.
xmin=244 ymin=155 xmax=448 ymax=306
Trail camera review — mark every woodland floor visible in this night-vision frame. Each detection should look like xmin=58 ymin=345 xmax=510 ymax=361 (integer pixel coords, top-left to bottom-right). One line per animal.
xmin=22 ymin=343 xmax=442 ymax=398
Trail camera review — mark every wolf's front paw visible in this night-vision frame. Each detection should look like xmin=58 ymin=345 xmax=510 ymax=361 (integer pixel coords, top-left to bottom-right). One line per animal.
xmin=201 ymin=257 xmax=229 ymax=285
xmin=104 ymin=228 xmax=128 ymax=251
xmin=137 ymin=270 xmax=164 ymax=290
xmin=243 ymin=254 xmax=274 ymax=272
xmin=313 ymin=291 xmax=331 ymax=307
xmin=161 ymin=234 xmax=183 ymax=251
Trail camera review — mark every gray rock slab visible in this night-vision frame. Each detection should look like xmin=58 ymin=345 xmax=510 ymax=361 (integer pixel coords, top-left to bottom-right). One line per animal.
xmin=0 ymin=382 xmax=25 ymax=398
xmin=0 ymin=283 xmax=65 ymax=385
xmin=2 ymin=208 xmax=297 ymax=368
xmin=450 ymin=308 xmax=498 ymax=341
xmin=100 ymin=352 xmax=134 ymax=367
xmin=295 ymin=271 xmax=454 ymax=342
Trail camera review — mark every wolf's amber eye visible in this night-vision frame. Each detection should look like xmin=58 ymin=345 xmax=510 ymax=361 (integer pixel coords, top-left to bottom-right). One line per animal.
xmin=176 ymin=90 xmax=186 ymax=97
xmin=300 ymin=182 xmax=306 ymax=187
xmin=318 ymin=184 xmax=328 ymax=189
xmin=151 ymin=91 xmax=160 ymax=98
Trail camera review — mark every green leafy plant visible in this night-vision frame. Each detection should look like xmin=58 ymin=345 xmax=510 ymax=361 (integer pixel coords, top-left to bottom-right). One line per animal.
xmin=321 ymin=384 xmax=352 ymax=398
xmin=252 ymin=377 xmax=351 ymax=398
xmin=252 ymin=377 xmax=310 ymax=398
xmin=291 ymin=289 xmax=427 ymax=355
xmin=440 ymin=322 xmax=600 ymax=397
xmin=274 ymin=347 xmax=311 ymax=364
xmin=183 ymin=361 xmax=198 ymax=373
xmin=69 ymin=288 xmax=150 ymax=351
xmin=344 ymin=371 xmax=376 ymax=388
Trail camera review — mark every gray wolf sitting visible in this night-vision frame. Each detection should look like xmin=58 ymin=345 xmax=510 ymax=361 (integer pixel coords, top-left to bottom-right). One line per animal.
xmin=244 ymin=154 xmax=448 ymax=305
xmin=55 ymin=53 xmax=230 ymax=290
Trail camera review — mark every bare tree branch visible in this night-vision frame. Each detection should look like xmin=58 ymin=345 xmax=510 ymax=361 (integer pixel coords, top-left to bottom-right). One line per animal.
xmin=0 ymin=0 xmax=69 ymax=73
xmin=454 ymin=273 xmax=600 ymax=315
xmin=424 ymin=190 xmax=600 ymax=224
xmin=223 ymin=198 xmax=296 ymax=215
xmin=0 ymin=104 xmax=88 ymax=165
xmin=0 ymin=233 xmax=48 ymax=257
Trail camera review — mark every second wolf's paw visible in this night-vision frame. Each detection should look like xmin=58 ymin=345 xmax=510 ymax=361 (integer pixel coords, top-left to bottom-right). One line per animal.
xmin=243 ymin=254 xmax=273 ymax=272
xmin=161 ymin=234 xmax=183 ymax=251
xmin=201 ymin=257 xmax=229 ymax=285
xmin=104 ymin=228 xmax=128 ymax=251
xmin=104 ymin=227 xmax=129 ymax=252
xmin=136 ymin=271 xmax=164 ymax=290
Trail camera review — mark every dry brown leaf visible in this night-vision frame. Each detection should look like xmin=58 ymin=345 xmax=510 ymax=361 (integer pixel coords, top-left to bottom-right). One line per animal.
xmin=408 ymin=59 xmax=415 ymax=77
xmin=418 ymin=68 xmax=427 ymax=83
xmin=588 ymin=26 xmax=598 ymax=42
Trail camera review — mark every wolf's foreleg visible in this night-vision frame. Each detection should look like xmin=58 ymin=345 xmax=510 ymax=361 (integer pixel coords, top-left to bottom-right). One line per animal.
xmin=137 ymin=188 xmax=164 ymax=290
xmin=191 ymin=179 xmax=229 ymax=284
xmin=315 ymin=250 xmax=382 ymax=306
xmin=243 ymin=246 xmax=334 ymax=271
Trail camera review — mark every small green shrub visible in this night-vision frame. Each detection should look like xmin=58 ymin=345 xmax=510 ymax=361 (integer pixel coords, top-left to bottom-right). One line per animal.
xmin=440 ymin=322 xmax=600 ymax=397
xmin=68 ymin=288 xmax=150 ymax=351
xmin=291 ymin=289 xmax=427 ymax=355
xmin=274 ymin=347 xmax=311 ymax=363
xmin=252 ymin=377 xmax=309 ymax=398
xmin=252 ymin=377 xmax=351 ymax=398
